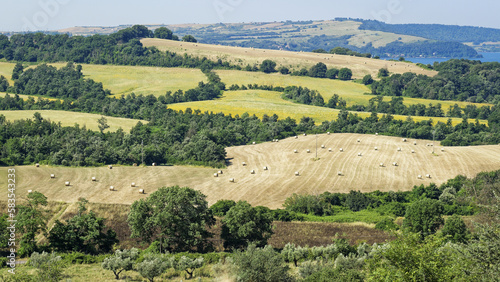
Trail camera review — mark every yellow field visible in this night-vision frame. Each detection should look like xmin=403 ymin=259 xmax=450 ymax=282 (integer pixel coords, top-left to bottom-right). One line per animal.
xmin=141 ymin=38 xmax=437 ymax=79
xmin=167 ymin=90 xmax=486 ymax=126
xmin=47 ymin=63 xmax=207 ymax=97
xmin=215 ymin=70 xmax=492 ymax=111
xmin=0 ymin=110 xmax=145 ymax=132
xmin=2 ymin=134 xmax=499 ymax=209
xmin=0 ymin=62 xmax=14 ymax=85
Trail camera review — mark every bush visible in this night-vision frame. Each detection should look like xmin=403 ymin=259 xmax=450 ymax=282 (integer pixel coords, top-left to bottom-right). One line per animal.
xmin=60 ymin=251 xmax=109 ymax=264
xmin=231 ymin=244 xmax=293 ymax=282
xmin=210 ymin=199 xmax=237 ymax=217
xmin=135 ymin=254 xmax=170 ymax=282
xmin=338 ymin=68 xmax=353 ymax=80
xmin=441 ymin=214 xmax=470 ymax=243
xmin=102 ymin=248 xmax=140 ymax=280
xmin=375 ymin=218 xmax=400 ymax=231
xmin=29 ymin=252 xmax=66 ymax=282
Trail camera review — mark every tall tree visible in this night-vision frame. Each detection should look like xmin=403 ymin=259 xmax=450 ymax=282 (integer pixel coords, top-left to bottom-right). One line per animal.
xmin=338 ymin=68 xmax=353 ymax=80
xmin=16 ymin=191 xmax=48 ymax=256
xmin=403 ymin=198 xmax=444 ymax=238
xmin=128 ymin=186 xmax=215 ymax=252
xmin=260 ymin=60 xmax=277 ymax=74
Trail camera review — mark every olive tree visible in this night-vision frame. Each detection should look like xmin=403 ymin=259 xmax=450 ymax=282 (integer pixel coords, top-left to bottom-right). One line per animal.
xmin=102 ymin=248 xmax=140 ymax=279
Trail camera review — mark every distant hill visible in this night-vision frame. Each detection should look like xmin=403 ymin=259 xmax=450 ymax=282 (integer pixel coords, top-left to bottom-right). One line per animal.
xmin=53 ymin=19 xmax=492 ymax=58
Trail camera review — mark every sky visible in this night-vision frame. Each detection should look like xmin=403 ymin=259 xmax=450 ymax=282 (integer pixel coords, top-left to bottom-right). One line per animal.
xmin=2 ymin=0 xmax=500 ymax=32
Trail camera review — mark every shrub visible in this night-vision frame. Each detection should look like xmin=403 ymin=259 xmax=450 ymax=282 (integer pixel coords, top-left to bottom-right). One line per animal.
xmin=135 ymin=254 xmax=170 ymax=282
xmin=375 ymin=218 xmax=400 ymax=231
xmin=441 ymin=214 xmax=470 ymax=243
xmin=102 ymin=248 xmax=140 ymax=280
xmin=29 ymin=252 xmax=66 ymax=282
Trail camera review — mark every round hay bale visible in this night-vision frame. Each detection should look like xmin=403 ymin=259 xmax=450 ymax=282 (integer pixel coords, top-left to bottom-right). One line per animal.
xmin=397 ymin=148 xmax=402 ymax=151
xmin=294 ymin=149 xmax=298 ymax=153
xmin=295 ymin=171 xmax=300 ymax=176
xmin=65 ymin=181 xmax=70 ymax=186
xmin=109 ymin=186 xmax=115 ymax=191
xmin=328 ymin=148 xmax=332 ymax=152
xmin=337 ymin=171 xmax=342 ymax=176
xmin=321 ymin=145 xmax=325 ymax=148
xmin=375 ymin=133 xmax=378 ymax=136
xmin=263 ymin=166 xmax=268 ymax=170
xmin=218 ymin=170 xmax=223 ymax=174
xmin=50 ymin=174 xmax=55 ymax=178
xmin=374 ymin=147 xmax=378 ymax=151
xmin=295 ymin=136 xmax=298 ymax=139
xmin=414 ymin=141 xmax=417 ymax=145
xmin=426 ymin=174 xmax=431 ymax=178
xmin=242 ymin=162 xmax=246 ymax=166
xmin=441 ymin=148 xmax=445 ymax=152
xmin=35 ymin=163 xmax=39 ymax=167
xmin=393 ymin=162 xmax=398 ymax=166
xmin=411 ymin=150 xmax=415 ymax=153
xmin=380 ymin=163 xmax=384 ymax=167
xmin=358 ymin=152 xmax=362 ymax=156
xmin=403 ymin=138 xmax=407 ymax=142
xmin=303 ymin=133 xmax=307 ymax=136
xmin=108 ymin=165 xmax=113 ymax=169
xmin=357 ymin=139 xmax=360 ymax=142
xmin=417 ymin=175 xmax=423 ymax=179
xmin=133 ymin=163 xmax=137 ymax=167
xmin=250 ymin=170 xmax=255 ymax=174
xmin=229 ymin=178 xmax=235 ymax=182
xmin=139 ymin=189 xmax=145 ymax=194
xmin=131 ymin=182 xmax=136 ymax=187
xmin=214 ymin=173 xmax=218 ymax=177
xmin=152 ymin=162 xmax=157 ymax=166
xmin=327 ymin=132 xmax=330 ymax=135
xmin=306 ymin=149 xmax=311 ymax=153
xmin=339 ymin=148 xmax=344 ymax=152
xmin=252 ymin=142 xmax=256 ymax=145
xmin=91 ymin=177 xmax=96 ymax=181
xmin=28 ymin=190 xmax=32 ymax=193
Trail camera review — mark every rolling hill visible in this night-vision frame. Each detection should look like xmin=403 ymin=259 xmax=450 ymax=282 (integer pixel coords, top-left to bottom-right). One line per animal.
xmin=2 ymin=133 xmax=499 ymax=209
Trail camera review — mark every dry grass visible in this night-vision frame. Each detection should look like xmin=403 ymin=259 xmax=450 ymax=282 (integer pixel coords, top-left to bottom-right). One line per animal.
xmin=0 ymin=62 xmax=14 ymax=85
xmin=141 ymin=38 xmax=436 ymax=79
xmin=167 ymin=89 xmax=486 ymax=126
xmin=2 ymin=133 xmax=499 ymax=209
xmin=0 ymin=110 xmax=145 ymax=132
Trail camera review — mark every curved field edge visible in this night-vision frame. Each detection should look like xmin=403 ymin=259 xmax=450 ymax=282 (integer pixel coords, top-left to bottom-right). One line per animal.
xmin=2 ymin=133 xmax=499 ymax=209
xmin=167 ymin=90 xmax=487 ymax=126
xmin=0 ymin=110 xmax=146 ymax=132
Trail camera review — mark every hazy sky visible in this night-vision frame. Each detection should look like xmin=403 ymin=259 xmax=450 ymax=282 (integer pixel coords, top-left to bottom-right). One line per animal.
xmin=2 ymin=0 xmax=500 ymax=31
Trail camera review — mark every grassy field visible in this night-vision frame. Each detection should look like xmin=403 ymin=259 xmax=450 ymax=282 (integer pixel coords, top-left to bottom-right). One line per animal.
xmin=0 ymin=110 xmax=145 ymax=132
xmin=167 ymin=90 xmax=485 ymax=126
xmin=2 ymin=133 xmax=499 ymax=209
xmin=46 ymin=63 xmax=207 ymax=98
xmin=141 ymin=38 xmax=437 ymax=79
xmin=0 ymin=62 xmax=14 ymax=85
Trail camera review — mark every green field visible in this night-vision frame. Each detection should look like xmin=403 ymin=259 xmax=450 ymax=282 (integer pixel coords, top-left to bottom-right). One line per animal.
xmin=0 ymin=62 xmax=14 ymax=85
xmin=215 ymin=70 xmax=493 ymax=111
xmin=0 ymin=110 xmax=145 ymax=132
xmin=48 ymin=63 xmax=207 ymax=97
xmin=167 ymin=90 xmax=483 ymax=126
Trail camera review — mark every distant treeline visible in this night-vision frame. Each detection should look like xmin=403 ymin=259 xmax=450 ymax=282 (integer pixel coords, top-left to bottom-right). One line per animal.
xmin=0 ymin=25 xmax=238 ymax=70
xmin=372 ymin=59 xmax=500 ymax=103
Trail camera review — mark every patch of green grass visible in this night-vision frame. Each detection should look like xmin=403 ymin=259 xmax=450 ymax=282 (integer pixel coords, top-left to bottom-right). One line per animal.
xmin=0 ymin=62 xmax=14 ymax=85
xmin=299 ymin=209 xmax=389 ymax=224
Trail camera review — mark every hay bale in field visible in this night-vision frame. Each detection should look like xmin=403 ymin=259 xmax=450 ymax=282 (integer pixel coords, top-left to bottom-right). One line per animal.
xmin=414 ymin=141 xmax=417 ymax=145
xmin=91 ymin=177 xmax=96 ymax=181
xmin=417 ymin=175 xmax=423 ymax=179
xmin=411 ymin=150 xmax=415 ymax=153
xmin=109 ymin=186 xmax=114 ymax=191
xmin=441 ymin=148 xmax=445 ymax=152
xmin=295 ymin=171 xmax=300 ymax=176
xmin=214 ymin=173 xmax=218 ymax=177
xmin=340 ymin=148 xmax=344 ymax=152
xmin=397 ymin=148 xmax=402 ymax=151
xmin=321 ymin=145 xmax=325 ymax=148
xmin=252 ymin=142 xmax=256 ymax=145
xmin=35 ymin=163 xmax=39 ymax=167
xmin=357 ymin=139 xmax=360 ymax=142
xmin=242 ymin=162 xmax=246 ymax=166
xmin=403 ymin=138 xmax=407 ymax=142
xmin=307 ymin=149 xmax=311 ymax=153
xmin=374 ymin=147 xmax=378 ymax=151
xmin=426 ymin=174 xmax=431 ymax=178
xmin=263 ymin=166 xmax=268 ymax=170
xmin=295 ymin=136 xmax=298 ymax=139
xmin=65 ymin=181 xmax=70 ymax=186
xmin=303 ymin=133 xmax=307 ymax=136
xmin=108 ymin=165 xmax=113 ymax=169
xmin=28 ymin=190 xmax=32 ymax=193
xmin=328 ymin=148 xmax=332 ymax=152
xmin=327 ymin=132 xmax=330 ymax=135
xmin=294 ymin=149 xmax=298 ymax=153
xmin=337 ymin=171 xmax=343 ymax=176
xmin=152 ymin=162 xmax=157 ymax=166
xmin=131 ymin=183 xmax=136 ymax=187
xmin=250 ymin=170 xmax=255 ymax=174
xmin=393 ymin=162 xmax=398 ymax=166
xmin=50 ymin=174 xmax=55 ymax=178
xmin=358 ymin=152 xmax=362 ymax=156
xmin=139 ymin=189 xmax=145 ymax=194
xmin=380 ymin=163 xmax=384 ymax=167
xmin=375 ymin=133 xmax=378 ymax=136
xmin=218 ymin=170 xmax=223 ymax=174
xmin=229 ymin=178 xmax=235 ymax=182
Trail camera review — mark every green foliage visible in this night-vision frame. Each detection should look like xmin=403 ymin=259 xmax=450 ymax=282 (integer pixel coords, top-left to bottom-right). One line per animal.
xmin=182 ymin=35 xmax=197 ymax=43
xmin=221 ymin=201 xmax=273 ymax=250
xmin=283 ymin=193 xmax=331 ymax=216
xmin=403 ymin=198 xmax=444 ymax=238
xmin=210 ymin=199 xmax=236 ymax=217
xmin=375 ymin=217 xmax=399 ymax=231
xmin=0 ymin=214 xmax=9 ymax=249
xmin=154 ymin=27 xmax=174 ymax=40
xmin=231 ymin=244 xmax=293 ymax=282
xmin=128 ymin=186 xmax=215 ymax=253
xmin=29 ymin=252 xmax=66 ymax=282
xmin=260 ymin=59 xmax=277 ymax=73
xmin=377 ymin=67 xmax=389 ymax=78
xmin=278 ymin=66 xmax=290 ymax=75
xmin=97 ymin=116 xmax=110 ymax=133
xmin=441 ymin=214 xmax=470 ymax=243
xmin=338 ymin=68 xmax=353 ymax=80
xmin=362 ymin=74 xmax=374 ymax=85
xmin=48 ymin=198 xmax=118 ymax=254
xmin=135 ymin=253 xmax=170 ymax=282
xmin=172 ymin=256 xmax=204 ymax=279
xmin=16 ymin=191 xmax=48 ymax=257
xmin=60 ymin=252 xmax=109 ymax=264
xmin=345 ymin=190 xmax=371 ymax=212
xmin=0 ymin=75 xmax=9 ymax=92
xmin=308 ymin=62 xmax=327 ymax=78
xmin=11 ymin=63 xmax=23 ymax=80
xmin=304 ymin=266 xmax=364 ymax=282
xmin=102 ymin=248 xmax=140 ymax=279
xmin=325 ymin=68 xmax=339 ymax=79
xmin=281 ymin=243 xmax=308 ymax=267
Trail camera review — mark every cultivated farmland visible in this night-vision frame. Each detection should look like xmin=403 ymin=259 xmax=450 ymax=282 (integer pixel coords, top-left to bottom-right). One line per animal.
xmin=3 ymin=133 xmax=499 ymax=209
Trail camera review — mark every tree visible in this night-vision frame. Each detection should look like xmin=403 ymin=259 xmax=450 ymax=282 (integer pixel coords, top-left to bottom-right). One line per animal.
xmin=0 ymin=214 xmax=9 ymax=248
xmin=378 ymin=67 xmax=389 ymax=78
xmin=281 ymin=243 xmax=307 ymax=267
xmin=338 ymin=68 xmax=353 ymax=80
xmin=127 ymin=186 xmax=215 ymax=253
xmin=210 ymin=199 xmax=236 ymax=217
xmin=30 ymin=252 xmax=66 ymax=282
xmin=173 ymin=256 xmax=204 ymax=279
xmin=231 ymin=244 xmax=292 ymax=282
xmin=135 ymin=254 xmax=170 ymax=282
xmin=403 ymin=198 xmax=444 ymax=238
xmin=182 ymin=35 xmax=197 ymax=43
xmin=16 ymin=191 xmax=47 ymax=257
xmin=362 ymin=74 xmax=374 ymax=85
xmin=11 ymin=63 xmax=23 ymax=80
xmin=221 ymin=201 xmax=273 ymax=250
xmin=309 ymin=62 xmax=327 ymax=78
xmin=278 ymin=66 xmax=290 ymax=75
xmin=326 ymin=68 xmax=339 ymax=79
xmin=97 ymin=116 xmax=110 ymax=133
xmin=48 ymin=198 xmax=118 ymax=254
xmin=441 ymin=214 xmax=469 ymax=243
xmin=102 ymin=248 xmax=140 ymax=280
xmin=154 ymin=27 xmax=173 ymax=40
xmin=260 ymin=60 xmax=277 ymax=73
